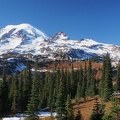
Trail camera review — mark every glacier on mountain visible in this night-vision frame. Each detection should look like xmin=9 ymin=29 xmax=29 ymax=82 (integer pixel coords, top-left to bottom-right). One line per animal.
xmin=0 ymin=23 xmax=120 ymax=65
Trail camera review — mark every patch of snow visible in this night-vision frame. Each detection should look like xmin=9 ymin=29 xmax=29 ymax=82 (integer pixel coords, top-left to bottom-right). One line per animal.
xmin=2 ymin=117 xmax=25 ymax=120
xmin=7 ymin=58 xmax=19 ymax=62
xmin=15 ymin=63 xmax=26 ymax=72
xmin=38 ymin=112 xmax=57 ymax=117
xmin=2 ymin=112 xmax=57 ymax=120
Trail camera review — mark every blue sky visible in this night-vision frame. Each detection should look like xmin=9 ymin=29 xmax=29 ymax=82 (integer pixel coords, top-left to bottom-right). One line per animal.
xmin=0 ymin=0 xmax=120 ymax=45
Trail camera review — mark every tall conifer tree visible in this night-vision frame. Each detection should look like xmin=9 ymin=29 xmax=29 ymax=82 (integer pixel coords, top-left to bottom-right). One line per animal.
xmin=100 ymin=53 xmax=113 ymax=101
xmin=0 ymin=67 xmax=8 ymax=113
xmin=55 ymin=78 xmax=66 ymax=120
xmin=18 ymin=74 xmax=24 ymax=111
xmin=27 ymin=61 xmax=40 ymax=115
xmin=11 ymin=74 xmax=19 ymax=112
xmin=23 ymin=61 xmax=32 ymax=110
xmin=85 ymin=60 xmax=92 ymax=96
xmin=116 ymin=62 xmax=120 ymax=92
xmin=70 ymin=64 xmax=76 ymax=98
xmin=66 ymin=94 xmax=74 ymax=120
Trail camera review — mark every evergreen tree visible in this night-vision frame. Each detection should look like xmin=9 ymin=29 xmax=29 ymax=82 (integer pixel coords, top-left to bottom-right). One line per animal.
xmin=66 ymin=94 xmax=74 ymax=120
xmin=90 ymin=98 xmax=105 ymax=120
xmin=99 ymin=59 xmax=106 ymax=98
xmin=116 ymin=63 xmax=120 ymax=92
xmin=0 ymin=67 xmax=8 ymax=113
xmin=23 ymin=61 xmax=32 ymax=111
xmin=80 ymin=62 xmax=87 ymax=99
xmin=80 ymin=74 xmax=87 ymax=99
xmin=78 ymin=67 xmax=85 ymax=98
xmin=11 ymin=74 xmax=19 ymax=112
xmin=55 ymin=79 xmax=66 ymax=120
xmin=26 ymin=61 xmax=32 ymax=96
xmin=103 ymin=97 xmax=120 ymax=120
xmin=27 ymin=68 xmax=40 ymax=115
xmin=8 ymin=76 xmax=14 ymax=110
xmin=70 ymin=64 xmax=76 ymax=98
xmin=109 ymin=97 xmax=120 ymax=120
xmin=75 ymin=82 xmax=81 ymax=103
xmin=89 ymin=72 xmax=96 ymax=97
xmin=47 ymin=73 xmax=56 ymax=113
xmin=18 ymin=74 xmax=24 ymax=112
xmin=66 ymin=67 xmax=71 ymax=96
xmin=61 ymin=67 xmax=67 ymax=98
xmin=39 ymin=72 xmax=49 ymax=109
xmin=54 ymin=69 xmax=61 ymax=97
xmin=78 ymin=67 xmax=83 ymax=84
xmin=100 ymin=53 xmax=113 ymax=101
xmin=85 ymin=60 xmax=96 ymax=97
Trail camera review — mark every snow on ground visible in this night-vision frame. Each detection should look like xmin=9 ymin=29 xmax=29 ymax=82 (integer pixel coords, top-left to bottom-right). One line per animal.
xmin=2 ymin=117 xmax=25 ymax=120
xmin=38 ymin=112 xmax=57 ymax=117
xmin=15 ymin=63 xmax=26 ymax=71
xmin=2 ymin=112 xmax=57 ymax=120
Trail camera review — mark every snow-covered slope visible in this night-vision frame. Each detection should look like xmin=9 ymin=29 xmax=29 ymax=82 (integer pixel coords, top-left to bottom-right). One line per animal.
xmin=0 ymin=23 xmax=48 ymax=55
xmin=0 ymin=23 xmax=120 ymax=64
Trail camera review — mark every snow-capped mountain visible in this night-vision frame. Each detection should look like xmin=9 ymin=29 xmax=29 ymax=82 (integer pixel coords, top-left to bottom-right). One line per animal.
xmin=0 ymin=23 xmax=48 ymax=55
xmin=0 ymin=23 xmax=120 ymax=64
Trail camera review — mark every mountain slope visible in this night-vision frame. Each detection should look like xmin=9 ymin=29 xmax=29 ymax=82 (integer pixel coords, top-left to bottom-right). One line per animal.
xmin=0 ymin=23 xmax=120 ymax=64
xmin=0 ymin=23 xmax=48 ymax=55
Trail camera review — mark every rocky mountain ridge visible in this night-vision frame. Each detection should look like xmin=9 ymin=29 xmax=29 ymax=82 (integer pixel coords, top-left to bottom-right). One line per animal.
xmin=0 ymin=23 xmax=120 ymax=65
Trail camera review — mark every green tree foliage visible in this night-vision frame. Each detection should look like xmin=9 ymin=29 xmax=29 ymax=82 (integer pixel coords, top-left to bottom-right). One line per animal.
xmin=0 ymin=68 xmax=8 ymax=113
xmin=0 ymin=58 xmax=116 ymax=119
xmin=100 ymin=53 xmax=113 ymax=101
xmin=103 ymin=97 xmax=120 ymax=120
xmin=89 ymin=72 xmax=96 ymax=97
xmin=116 ymin=63 xmax=120 ymax=92
xmin=23 ymin=61 xmax=32 ymax=111
xmin=86 ymin=60 xmax=92 ymax=96
xmin=55 ymin=79 xmax=66 ymax=120
xmin=99 ymin=59 xmax=106 ymax=99
xmin=75 ymin=82 xmax=81 ymax=103
xmin=18 ymin=73 xmax=23 ymax=111
xmin=47 ymin=73 xmax=56 ymax=113
xmin=85 ymin=60 xmax=96 ymax=97
xmin=11 ymin=74 xmax=19 ymax=112
xmin=66 ymin=94 xmax=74 ymax=120
xmin=109 ymin=97 xmax=120 ymax=120
xmin=90 ymin=98 xmax=105 ymax=120
xmin=70 ymin=64 xmax=76 ymax=98
xmin=66 ymin=67 xmax=71 ymax=96
xmin=26 ymin=71 xmax=40 ymax=115
xmin=80 ymin=62 xmax=87 ymax=99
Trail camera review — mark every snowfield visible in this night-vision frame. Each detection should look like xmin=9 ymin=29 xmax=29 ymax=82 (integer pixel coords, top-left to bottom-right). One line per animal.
xmin=3 ymin=117 xmax=24 ymax=120
xmin=2 ymin=112 xmax=57 ymax=120
xmin=0 ymin=23 xmax=120 ymax=64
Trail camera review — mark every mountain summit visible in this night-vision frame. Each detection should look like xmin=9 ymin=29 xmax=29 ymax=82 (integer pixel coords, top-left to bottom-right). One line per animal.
xmin=0 ymin=23 xmax=48 ymax=55
xmin=0 ymin=23 xmax=120 ymax=64
xmin=52 ymin=32 xmax=69 ymax=41
xmin=0 ymin=23 xmax=48 ymax=40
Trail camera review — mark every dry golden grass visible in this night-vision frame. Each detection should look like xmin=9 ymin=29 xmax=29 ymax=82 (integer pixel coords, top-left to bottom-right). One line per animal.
xmin=73 ymin=96 xmax=112 ymax=120
xmin=40 ymin=61 xmax=103 ymax=79
xmin=39 ymin=116 xmax=56 ymax=120
xmin=39 ymin=96 xmax=112 ymax=120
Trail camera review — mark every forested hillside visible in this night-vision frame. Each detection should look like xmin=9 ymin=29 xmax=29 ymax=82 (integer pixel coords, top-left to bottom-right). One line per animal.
xmin=0 ymin=53 xmax=120 ymax=120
